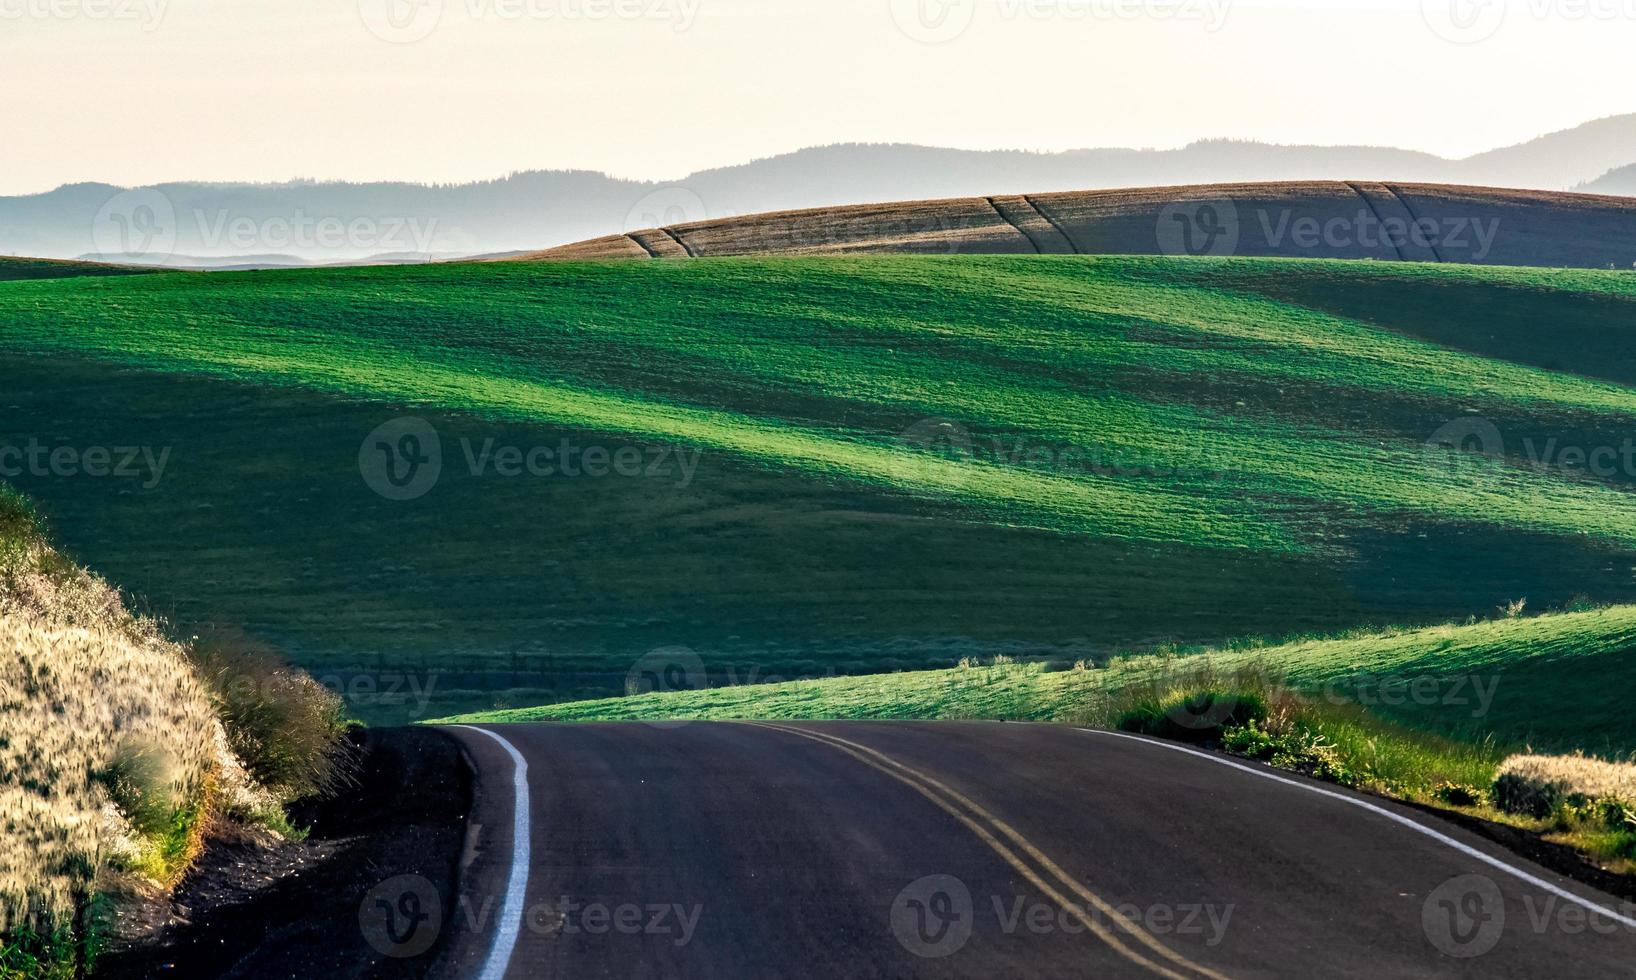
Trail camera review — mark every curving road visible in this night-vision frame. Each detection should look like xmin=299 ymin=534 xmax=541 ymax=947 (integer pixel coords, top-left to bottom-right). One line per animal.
xmin=426 ymin=721 xmax=1636 ymax=978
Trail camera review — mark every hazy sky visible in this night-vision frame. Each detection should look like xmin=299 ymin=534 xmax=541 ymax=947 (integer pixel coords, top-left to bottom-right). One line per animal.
xmin=3 ymin=0 xmax=1634 ymax=194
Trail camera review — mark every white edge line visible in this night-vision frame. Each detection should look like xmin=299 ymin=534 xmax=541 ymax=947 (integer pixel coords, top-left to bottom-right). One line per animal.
xmin=1077 ymin=728 xmax=1636 ymax=930
xmin=452 ymin=725 xmax=532 ymax=980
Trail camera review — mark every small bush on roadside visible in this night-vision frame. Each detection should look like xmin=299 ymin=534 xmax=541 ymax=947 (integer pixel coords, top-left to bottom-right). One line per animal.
xmin=1432 ymin=781 xmax=1486 ymax=808
xmin=1092 ymin=663 xmax=1286 ymax=744
xmin=1116 ymin=688 xmax=1269 ymax=743
xmin=1492 ymin=753 xmax=1636 ymax=820
xmin=1221 ymin=719 xmax=1361 ymax=786
xmin=187 ymin=630 xmax=354 ymax=801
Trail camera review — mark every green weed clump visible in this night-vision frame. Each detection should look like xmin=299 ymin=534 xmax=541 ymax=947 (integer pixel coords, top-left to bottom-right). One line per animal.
xmin=1081 ymin=661 xmax=1503 ymax=799
xmin=1114 ymin=689 xmax=1271 ymax=743
xmin=1220 ymin=721 xmax=1362 ymax=786
xmin=0 ymin=919 xmax=91 ymax=980
xmin=1092 ymin=663 xmax=1284 ymax=743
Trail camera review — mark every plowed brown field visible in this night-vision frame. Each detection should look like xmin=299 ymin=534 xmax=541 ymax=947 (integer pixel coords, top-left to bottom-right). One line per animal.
xmin=511 ymin=181 xmax=1636 ymax=269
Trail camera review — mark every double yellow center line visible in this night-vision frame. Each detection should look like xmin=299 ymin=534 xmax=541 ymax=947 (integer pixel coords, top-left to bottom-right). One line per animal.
xmin=747 ymin=722 xmax=1232 ymax=980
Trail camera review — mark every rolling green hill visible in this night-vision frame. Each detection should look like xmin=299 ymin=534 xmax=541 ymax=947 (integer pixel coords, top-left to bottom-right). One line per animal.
xmin=434 ymin=604 xmax=1636 ymax=755
xmin=0 ymin=255 xmax=149 ymax=281
xmin=3 ymin=255 xmax=1635 ymax=722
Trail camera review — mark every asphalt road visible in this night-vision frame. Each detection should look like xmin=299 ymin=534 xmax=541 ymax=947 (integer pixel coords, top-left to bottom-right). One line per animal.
xmin=425 ymin=721 xmax=1636 ymax=978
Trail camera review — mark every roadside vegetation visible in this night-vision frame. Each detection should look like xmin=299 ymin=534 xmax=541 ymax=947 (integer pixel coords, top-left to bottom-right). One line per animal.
xmin=0 ymin=484 xmax=349 ymax=977
xmin=439 ymin=604 xmax=1636 ymax=750
xmin=437 ymin=604 xmax=1636 ymax=872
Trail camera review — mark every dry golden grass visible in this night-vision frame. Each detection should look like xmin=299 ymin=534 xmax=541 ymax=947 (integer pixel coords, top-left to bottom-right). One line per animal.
xmin=0 ymin=617 xmax=218 ymax=931
xmin=0 ymin=499 xmax=229 ymax=934
xmin=1495 ymin=752 xmax=1636 ymax=816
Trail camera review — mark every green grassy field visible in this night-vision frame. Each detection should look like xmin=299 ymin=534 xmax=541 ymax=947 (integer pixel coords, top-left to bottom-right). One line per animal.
xmin=435 ymin=605 xmax=1636 ymax=754
xmin=4 ymin=255 xmax=1636 ymax=724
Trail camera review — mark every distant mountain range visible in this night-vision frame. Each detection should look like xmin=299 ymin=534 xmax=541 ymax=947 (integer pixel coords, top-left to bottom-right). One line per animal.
xmin=1583 ymin=162 xmax=1636 ymax=196
xmin=4 ymin=114 xmax=1634 ymax=267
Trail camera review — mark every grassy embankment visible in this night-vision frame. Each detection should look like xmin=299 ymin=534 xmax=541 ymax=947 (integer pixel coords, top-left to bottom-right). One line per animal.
xmin=2 ymin=256 xmax=1636 ymax=722
xmin=0 ymin=480 xmax=347 ymax=978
